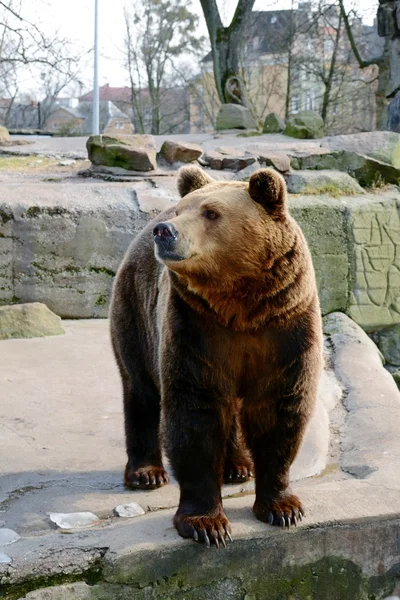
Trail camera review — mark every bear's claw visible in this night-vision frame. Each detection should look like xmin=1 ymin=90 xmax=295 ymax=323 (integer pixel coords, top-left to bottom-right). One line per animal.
xmin=254 ymin=492 xmax=304 ymax=528
xmin=223 ymin=464 xmax=253 ymax=484
xmin=124 ymin=465 xmax=169 ymax=489
xmin=174 ymin=508 xmax=232 ymax=548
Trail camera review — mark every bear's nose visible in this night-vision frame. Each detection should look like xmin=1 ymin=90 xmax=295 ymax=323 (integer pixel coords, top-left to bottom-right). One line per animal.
xmin=153 ymin=222 xmax=177 ymax=240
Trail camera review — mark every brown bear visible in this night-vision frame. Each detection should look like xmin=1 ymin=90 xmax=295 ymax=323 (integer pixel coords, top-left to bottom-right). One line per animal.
xmin=110 ymin=166 xmax=323 ymax=548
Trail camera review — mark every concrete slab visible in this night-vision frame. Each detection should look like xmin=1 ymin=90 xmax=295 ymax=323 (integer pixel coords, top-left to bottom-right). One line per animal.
xmin=0 ymin=314 xmax=399 ymax=598
xmin=0 ymin=321 xmax=335 ymax=537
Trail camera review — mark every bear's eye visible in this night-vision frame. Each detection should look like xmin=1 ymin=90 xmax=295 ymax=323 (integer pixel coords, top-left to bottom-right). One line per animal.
xmin=202 ymin=209 xmax=219 ymax=220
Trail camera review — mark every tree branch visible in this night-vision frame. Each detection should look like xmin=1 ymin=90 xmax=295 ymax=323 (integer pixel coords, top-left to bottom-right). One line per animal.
xmin=338 ymin=0 xmax=383 ymax=68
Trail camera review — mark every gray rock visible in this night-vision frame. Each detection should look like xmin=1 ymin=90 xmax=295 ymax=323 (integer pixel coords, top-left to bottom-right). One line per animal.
xmin=375 ymin=325 xmax=400 ymax=366
xmin=0 ymin=528 xmax=20 ymax=546
xmin=0 ymin=181 xmax=151 ymax=318
xmin=263 ymin=112 xmax=285 ymax=134
xmin=159 ymin=140 xmax=202 ymax=164
xmin=200 ymin=150 xmax=256 ymax=172
xmin=0 ymin=552 xmax=12 ymax=563
xmin=50 ymin=512 xmax=100 ymax=530
xmin=235 ymin=160 xmax=261 ymax=181
xmin=259 ymin=151 xmax=291 ymax=173
xmin=286 ymin=170 xmax=364 ymax=195
xmin=0 ymin=303 xmax=64 ymax=340
xmin=0 ymin=125 xmax=10 ymax=145
xmin=291 ymin=149 xmax=400 ymax=187
xmin=113 ymin=502 xmax=145 ymax=518
xmin=216 ymin=104 xmax=257 ymax=131
xmin=86 ymin=134 xmax=157 ymax=171
xmin=284 ymin=111 xmax=325 ymax=139
xmin=322 ymin=131 xmax=400 ymax=168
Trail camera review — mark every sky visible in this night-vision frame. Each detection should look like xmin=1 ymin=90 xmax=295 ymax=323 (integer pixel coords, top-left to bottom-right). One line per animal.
xmin=24 ymin=0 xmax=379 ymax=95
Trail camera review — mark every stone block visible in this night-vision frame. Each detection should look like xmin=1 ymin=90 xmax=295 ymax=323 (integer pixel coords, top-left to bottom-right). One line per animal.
xmin=215 ymin=104 xmax=257 ymax=131
xmin=286 ymin=170 xmax=364 ymax=195
xmin=322 ymin=131 xmax=400 ymax=168
xmin=346 ymin=196 xmax=400 ymax=330
xmin=262 ymin=112 xmax=285 ymax=133
xmin=159 ymin=140 xmax=202 ymax=164
xmin=86 ymin=134 xmax=157 ymax=171
xmin=284 ymin=111 xmax=325 ymax=139
xmin=290 ymin=197 xmax=349 ymax=315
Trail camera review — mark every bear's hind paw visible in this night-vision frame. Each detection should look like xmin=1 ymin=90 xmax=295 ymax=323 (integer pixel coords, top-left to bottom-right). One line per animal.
xmin=124 ymin=465 xmax=169 ymax=489
xmin=223 ymin=461 xmax=254 ymax=484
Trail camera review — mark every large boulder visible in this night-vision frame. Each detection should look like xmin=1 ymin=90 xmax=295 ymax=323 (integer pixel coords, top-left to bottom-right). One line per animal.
xmin=159 ymin=140 xmax=202 ymax=164
xmin=263 ymin=112 xmax=285 ymax=134
xmin=322 ymin=132 xmax=400 ymax=168
xmin=215 ymin=104 xmax=257 ymax=131
xmin=0 ymin=126 xmax=10 ymax=145
xmin=374 ymin=325 xmax=400 ymax=366
xmin=0 ymin=303 xmax=64 ymax=340
xmin=284 ymin=111 xmax=324 ymax=139
xmin=291 ymin=150 xmax=400 ymax=187
xmin=86 ymin=135 xmax=157 ymax=171
xmin=286 ymin=170 xmax=364 ymax=195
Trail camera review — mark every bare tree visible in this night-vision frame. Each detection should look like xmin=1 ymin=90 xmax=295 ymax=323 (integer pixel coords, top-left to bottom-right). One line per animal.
xmin=338 ymin=0 xmax=388 ymax=128
xmin=199 ymin=0 xmax=256 ymax=104
xmin=0 ymin=0 xmax=88 ymax=127
xmin=123 ymin=0 xmax=203 ymax=135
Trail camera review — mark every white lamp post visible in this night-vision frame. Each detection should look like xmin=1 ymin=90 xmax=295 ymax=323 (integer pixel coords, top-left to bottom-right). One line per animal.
xmin=92 ymin=0 xmax=100 ymax=135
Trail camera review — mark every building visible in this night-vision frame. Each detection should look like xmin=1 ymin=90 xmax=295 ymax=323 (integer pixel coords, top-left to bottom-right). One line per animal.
xmin=191 ymin=4 xmax=380 ymax=134
xmin=44 ymin=100 xmax=134 ymax=135
xmin=80 ymin=84 xmax=190 ymax=135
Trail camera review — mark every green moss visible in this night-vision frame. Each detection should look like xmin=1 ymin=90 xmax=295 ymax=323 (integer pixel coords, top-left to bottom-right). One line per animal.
xmin=236 ymin=131 xmax=262 ymax=138
xmin=26 ymin=206 xmax=69 ymax=219
xmin=0 ymin=562 xmax=104 ymax=600
xmin=0 ymin=209 xmax=13 ymax=224
xmin=88 ymin=266 xmax=116 ymax=277
xmin=95 ymin=294 xmax=107 ymax=306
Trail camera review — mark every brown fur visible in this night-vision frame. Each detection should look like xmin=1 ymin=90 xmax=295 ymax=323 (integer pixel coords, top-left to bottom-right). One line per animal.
xmin=110 ymin=166 xmax=323 ymax=546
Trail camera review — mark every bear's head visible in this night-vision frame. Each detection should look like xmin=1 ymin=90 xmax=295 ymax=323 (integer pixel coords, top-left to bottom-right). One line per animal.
xmin=153 ymin=165 xmax=294 ymax=282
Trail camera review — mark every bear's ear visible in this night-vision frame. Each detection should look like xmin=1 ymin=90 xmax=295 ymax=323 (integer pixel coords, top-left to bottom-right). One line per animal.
xmin=248 ymin=169 xmax=287 ymax=219
xmin=177 ymin=166 xmax=214 ymax=197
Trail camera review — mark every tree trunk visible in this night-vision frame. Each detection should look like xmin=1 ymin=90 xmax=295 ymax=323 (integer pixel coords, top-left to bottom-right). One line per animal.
xmin=199 ymin=0 xmax=256 ymax=104
xmin=375 ymin=38 xmax=390 ymax=130
xmin=339 ymin=0 xmax=388 ymax=130
xmin=321 ymin=12 xmax=342 ymax=124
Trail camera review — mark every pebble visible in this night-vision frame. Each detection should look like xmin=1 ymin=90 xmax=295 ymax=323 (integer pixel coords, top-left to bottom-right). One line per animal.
xmin=50 ymin=512 xmax=100 ymax=530
xmin=113 ymin=502 xmax=145 ymax=518
xmin=0 ymin=528 xmax=20 ymax=546
xmin=58 ymin=159 xmax=76 ymax=166
xmin=0 ymin=553 xmax=12 ymax=564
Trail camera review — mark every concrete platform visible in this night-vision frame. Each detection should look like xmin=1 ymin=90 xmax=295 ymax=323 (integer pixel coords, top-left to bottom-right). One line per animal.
xmin=0 ymin=314 xmax=400 ymax=599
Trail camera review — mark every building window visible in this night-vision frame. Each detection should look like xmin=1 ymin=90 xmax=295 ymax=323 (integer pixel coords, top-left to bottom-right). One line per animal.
xmin=291 ymin=96 xmax=299 ymax=114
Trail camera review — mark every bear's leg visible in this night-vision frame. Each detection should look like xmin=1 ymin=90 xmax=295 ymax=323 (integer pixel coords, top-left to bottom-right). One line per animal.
xmin=123 ymin=375 xmax=169 ymax=490
xmin=243 ymin=360 xmax=319 ymax=528
xmin=223 ymin=409 xmax=254 ymax=484
xmin=164 ymin=394 xmax=233 ymax=547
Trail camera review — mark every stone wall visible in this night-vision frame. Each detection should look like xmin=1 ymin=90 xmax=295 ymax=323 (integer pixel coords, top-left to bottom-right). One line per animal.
xmin=1 ymin=182 xmax=400 ymax=330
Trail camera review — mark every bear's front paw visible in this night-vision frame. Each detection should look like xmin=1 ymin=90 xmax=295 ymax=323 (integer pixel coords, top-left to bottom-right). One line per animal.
xmin=124 ymin=464 xmax=169 ymax=489
xmin=173 ymin=506 xmax=232 ymax=548
xmin=223 ymin=460 xmax=254 ymax=484
xmin=253 ymin=492 xmax=304 ymax=528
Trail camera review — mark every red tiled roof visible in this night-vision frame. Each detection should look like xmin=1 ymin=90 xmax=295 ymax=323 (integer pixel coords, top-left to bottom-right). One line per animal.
xmin=79 ymin=84 xmax=132 ymax=102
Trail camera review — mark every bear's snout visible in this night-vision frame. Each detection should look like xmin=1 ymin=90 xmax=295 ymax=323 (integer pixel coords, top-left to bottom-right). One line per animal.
xmin=153 ymin=221 xmax=183 ymax=263
xmin=153 ymin=222 xmax=177 ymax=241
